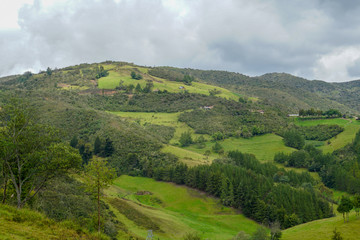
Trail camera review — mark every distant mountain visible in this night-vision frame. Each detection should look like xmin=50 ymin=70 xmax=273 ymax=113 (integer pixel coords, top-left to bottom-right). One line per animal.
xmin=156 ymin=67 xmax=360 ymax=114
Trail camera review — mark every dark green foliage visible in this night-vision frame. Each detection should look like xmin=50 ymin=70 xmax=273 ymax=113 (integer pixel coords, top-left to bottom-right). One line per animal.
xmin=212 ymin=142 xmax=224 ymax=154
xmin=179 ymin=131 xmax=193 ymax=147
xmin=331 ymin=228 xmax=343 ymax=240
xmin=337 ymin=196 xmax=353 ymax=222
xmin=280 ymin=124 xmax=344 ymax=141
xmin=135 ymin=83 xmax=142 ymax=93
xmin=46 ymin=67 xmax=53 ymax=76
xmin=283 ymin=130 xmax=305 ymax=149
xmin=149 ymin=150 xmax=331 ymax=229
xmin=95 ymin=65 xmax=109 ymax=79
xmin=130 ymin=71 xmax=142 ymax=80
xmin=94 ymin=136 xmax=102 ymax=155
xmin=252 ymin=226 xmax=269 ymax=240
xmin=102 ymin=138 xmax=114 ymax=157
xmin=353 ymin=194 xmax=360 ymax=216
xmin=70 ymin=135 xmax=78 ymax=148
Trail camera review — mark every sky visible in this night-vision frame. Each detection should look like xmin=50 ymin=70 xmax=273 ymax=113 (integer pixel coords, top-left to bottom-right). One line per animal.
xmin=1 ymin=0 xmax=360 ymax=82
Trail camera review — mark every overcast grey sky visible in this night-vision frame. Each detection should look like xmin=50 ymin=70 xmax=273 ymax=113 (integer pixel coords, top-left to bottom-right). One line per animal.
xmin=1 ymin=0 xmax=360 ymax=82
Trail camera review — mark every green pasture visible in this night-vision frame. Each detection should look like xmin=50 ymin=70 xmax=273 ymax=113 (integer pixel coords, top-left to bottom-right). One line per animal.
xmin=293 ymin=118 xmax=360 ymax=153
xmin=107 ymin=175 xmax=259 ymax=240
xmin=293 ymin=118 xmax=349 ymax=126
xmin=184 ymin=134 xmax=295 ymax=162
xmin=161 ymin=145 xmax=215 ymax=166
xmin=319 ymin=120 xmax=360 ymax=153
xmin=282 ymin=212 xmax=360 ymax=240
xmin=97 ymin=68 xmax=241 ymax=101
xmin=109 ymin=111 xmax=208 ymax=144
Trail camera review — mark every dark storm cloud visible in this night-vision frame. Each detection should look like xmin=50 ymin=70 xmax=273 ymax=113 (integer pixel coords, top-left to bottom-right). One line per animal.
xmin=1 ymin=0 xmax=360 ymax=82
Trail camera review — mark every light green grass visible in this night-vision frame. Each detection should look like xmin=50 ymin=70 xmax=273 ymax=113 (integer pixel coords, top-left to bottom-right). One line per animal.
xmin=109 ymin=111 xmax=209 ymax=144
xmin=161 ymin=145 xmax=215 ymax=166
xmin=185 ymin=134 xmax=295 ymax=162
xmin=98 ymin=68 xmax=242 ymax=101
xmin=107 ymin=175 xmax=259 ymax=240
xmin=282 ymin=212 xmax=360 ymax=240
xmin=293 ymin=118 xmax=349 ymax=126
xmin=319 ymin=120 xmax=360 ymax=153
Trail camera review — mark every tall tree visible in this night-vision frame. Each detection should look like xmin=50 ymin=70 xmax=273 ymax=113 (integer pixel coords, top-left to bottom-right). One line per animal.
xmin=353 ymin=194 xmax=360 ymax=216
xmin=0 ymin=100 xmax=82 ymax=208
xmin=93 ymin=136 xmax=102 ymax=155
xmin=337 ymin=196 xmax=353 ymax=222
xmin=85 ymin=157 xmax=116 ymax=234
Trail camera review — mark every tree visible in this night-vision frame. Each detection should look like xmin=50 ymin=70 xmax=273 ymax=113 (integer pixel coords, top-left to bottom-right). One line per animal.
xmin=331 ymin=228 xmax=343 ymax=240
xmin=70 ymin=135 xmax=78 ymax=148
xmin=283 ymin=130 xmax=305 ymax=149
xmin=337 ymin=196 xmax=353 ymax=222
xmin=233 ymin=231 xmax=251 ymax=240
xmin=94 ymin=136 xmax=102 ymax=155
xmin=212 ymin=142 xmax=224 ymax=153
xmin=270 ymin=222 xmax=282 ymax=240
xmin=131 ymin=71 xmax=137 ymax=79
xmin=252 ymin=226 xmax=270 ymax=240
xmin=0 ymin=100 xmax=82 ymax=208
xmin=353 ymin=194 xmax=360 ymax=216
xmin=179 ymin=131 xmax=193 ymax=147
xmin=85 ymin=157 xmax=116 ymax=234
xmin=102 ymin=138 xmax=114 ymax=157
xmin=46 ymin=67 xmax=52 ymax=76
xmin=135 ymin=83 xmax=142 ymax=93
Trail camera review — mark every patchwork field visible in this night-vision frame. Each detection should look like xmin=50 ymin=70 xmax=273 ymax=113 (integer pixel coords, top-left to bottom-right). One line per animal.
xmin=184 ymin=134 xmax=295 ymax=162
xmin=109 ymin=111 xmax=208 ymax=144
xmin=97 ymin=66 xmax=242 ymax=101
xmin=106 ymin=175 xmax=259 ymax=240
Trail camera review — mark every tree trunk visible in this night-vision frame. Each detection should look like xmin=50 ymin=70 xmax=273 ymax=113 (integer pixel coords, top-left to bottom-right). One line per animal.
xmin=2 ymin=179 xmax=7 ymax=204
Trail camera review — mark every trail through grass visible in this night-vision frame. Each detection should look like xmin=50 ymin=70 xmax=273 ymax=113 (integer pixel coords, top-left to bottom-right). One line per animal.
xmin=107 ymin=175 xmax=259 ymax=240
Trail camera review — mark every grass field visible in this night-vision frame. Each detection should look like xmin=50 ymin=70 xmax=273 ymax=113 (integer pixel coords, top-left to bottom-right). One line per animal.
xmin=109 ymin=111 xmax=209 ymax=144
xmin=293 ymin=118 xmax=360 ymax=153
xmin=282 ymin=212 xmax=360 ymax=240
xmin=293 ymin=118 xmax=349 ymax=126
xmin=97 ymin=66 xmax=242 ymax=101
xmin=161 ymin=145 xmax=215 ymax=166
xmin=107 ymin=175 xmax=259 ymax=240
xmin=184 ymin=134 xmax=295 ymax=162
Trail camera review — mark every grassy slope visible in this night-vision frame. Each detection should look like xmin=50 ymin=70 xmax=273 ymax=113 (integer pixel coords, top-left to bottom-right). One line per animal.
xmin=293 ymin=118 xmax=360 ymax=153
xmin=185 ymin=134 xmax=295 ymax=162
xmin=0 ymin=204 xmax=101 ymax=240
xmin=98 ymin=66 xmax=240 ymax=101
xmin=109 ymin=111 xmax=209 ymax=144
xmin=107 ymin=175 xmax=259 ymax=240
xmin=282 ymin=212 xmax=360 ymax=240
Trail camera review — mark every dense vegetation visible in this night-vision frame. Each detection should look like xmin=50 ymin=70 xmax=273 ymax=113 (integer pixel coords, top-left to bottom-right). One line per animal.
xmin=275 ymin=131 xmax=360 ymax=194
xmin=2 ymin=61 xmax=360 ymax=239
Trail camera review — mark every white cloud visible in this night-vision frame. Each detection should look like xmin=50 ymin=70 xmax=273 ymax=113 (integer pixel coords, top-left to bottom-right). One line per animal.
xmin=1 ymin=0 xmax=360 ymax=82
xmin=313 ymin=46 xmax=360 ymax=82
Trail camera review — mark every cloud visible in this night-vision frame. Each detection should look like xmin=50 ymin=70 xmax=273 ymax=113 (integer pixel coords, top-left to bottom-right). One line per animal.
xmin=1 ymin=0 xmax=360 ymax=82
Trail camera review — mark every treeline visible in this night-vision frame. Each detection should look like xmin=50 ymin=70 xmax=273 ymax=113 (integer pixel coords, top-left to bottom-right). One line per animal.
xmin=279 ymin=125 xmax=344 ymax=147
xmin=298 ymin=108 xmax=342 ymax=118
xmin=148 ymin=67 xmax=195 ymax=85
xmin=122 ymin=150 xmax=332 ymax=229
xmin=178 ymin=104 xmax=287 ymax=138
xmin=275 ymin=131 xmax=360 ymax=194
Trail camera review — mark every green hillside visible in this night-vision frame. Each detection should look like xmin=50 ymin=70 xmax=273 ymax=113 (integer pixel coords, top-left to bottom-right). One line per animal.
xmin=0 ymin=204 xmax=103 ymax=240
xmin=106 ymin=175 xmax=259 ymax=240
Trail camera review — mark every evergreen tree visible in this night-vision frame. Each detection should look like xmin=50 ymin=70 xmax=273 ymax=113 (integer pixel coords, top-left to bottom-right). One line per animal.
xmin=135 ymin=83 xmax=142 ymax=93
xmin=179 ymin=131 xmax=193 ymax=147
xmin=70 ymin=135 xmax=78 ymax=148
xmin=212 ymin=142 xmax=224 ymax=153
xmin=102 ymin=138 xmax=114 ymax=157
xmin=353 ymin=194 xmax=360 ymax=216
xmin=94 ymin=136 xmax=102 ymax=155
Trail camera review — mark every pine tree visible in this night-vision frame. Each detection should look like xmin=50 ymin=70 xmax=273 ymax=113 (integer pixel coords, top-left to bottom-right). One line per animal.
xmin=94 ymin=136 xmax=102 ymax=155
xmin=331 ymin=228 xmax=343 ymax=240
xmin=70 ymin=135 xmax=78 ymax=148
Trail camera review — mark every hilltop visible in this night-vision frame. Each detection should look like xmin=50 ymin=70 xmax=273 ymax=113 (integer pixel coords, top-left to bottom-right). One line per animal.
xmin=1 ymin=61 xmax=360 ymax=239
